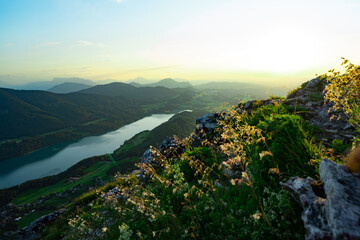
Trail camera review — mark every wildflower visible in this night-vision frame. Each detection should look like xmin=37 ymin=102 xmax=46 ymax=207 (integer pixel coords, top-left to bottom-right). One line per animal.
xmin=268 ymin=168 xmax=279 ymax=175
xmin=259 ymin=151 xmax=273 ymax=159
xmin=252 ymin=212 xmax=262 ymax=220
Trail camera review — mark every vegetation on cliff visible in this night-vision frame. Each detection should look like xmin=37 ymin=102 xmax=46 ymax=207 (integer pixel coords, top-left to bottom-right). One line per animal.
xmin=56 ymin=101 xmax=327 ymax=239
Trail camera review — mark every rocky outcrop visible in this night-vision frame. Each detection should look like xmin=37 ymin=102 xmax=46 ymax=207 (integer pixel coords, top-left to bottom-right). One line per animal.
xmin=138 ymin=113 xmax=224 ymax=180
xmin=282 ymin=159 xmax=360 ymax=240
xmin=189 ymin=112 xmax=224 ymax=147
xmin=240 ymin=77 xmax=356 ymax=146
xmin=159 ymin=136 xmax=186 ymax=159
xmin=285 ymin=78 xmax=355 ymax=145
xmin=240 ymin=99 xmax=282 ymax=112
xmin=195 ymin=113 xmax=221 ymax=134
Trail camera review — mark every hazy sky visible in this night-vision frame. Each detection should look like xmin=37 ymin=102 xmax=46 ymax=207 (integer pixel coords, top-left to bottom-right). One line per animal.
xmin=1 ymin=0 xmax=360 ymax=85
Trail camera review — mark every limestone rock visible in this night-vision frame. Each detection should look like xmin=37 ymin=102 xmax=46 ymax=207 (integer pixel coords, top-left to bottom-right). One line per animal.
xmin=140 ymin=147 xmax=162 ymax=165
xmin=159 ymin=136 xmax=185 ymax=159
xmin=283 ymin=159 xmax=360 ymax=240
xmin=281 ymin=177 xmax=330 ymax=239
xmin=319 ymin=159 xmax=360 ymax=239
xmin=138 ymin=147 xmax=165 ymax=181
xmin=195 ymin=112 xmax=222 ymax=134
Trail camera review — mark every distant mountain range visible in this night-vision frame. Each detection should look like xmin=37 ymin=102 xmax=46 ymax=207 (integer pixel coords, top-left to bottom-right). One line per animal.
xmin=4 ymin=77 xmax=96 ymax=91
xmin=124 ymin=77 xmax=152 ymax=85
xmin=127 ymin=78 xmax=192 ymax=89
xmin=78 ymin=81 xmax=191 ymax=101
xmin=48 ymin=82 xmax=92 ymax=94
xmin=0 ymin=76 xmax=289 ymax=99
xmin=1 ymin=77 xmax=191 ymax=93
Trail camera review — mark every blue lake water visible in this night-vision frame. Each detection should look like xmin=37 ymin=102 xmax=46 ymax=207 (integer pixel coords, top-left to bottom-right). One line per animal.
xmin=0 ymin=113 xmax=175 ymax=189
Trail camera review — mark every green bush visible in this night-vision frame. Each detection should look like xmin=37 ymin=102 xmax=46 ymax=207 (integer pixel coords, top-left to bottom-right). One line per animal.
xmin=257 ymin=114 xmax=322 ymax=178
xmin=330 ymin=139 xmax=349 ymax=155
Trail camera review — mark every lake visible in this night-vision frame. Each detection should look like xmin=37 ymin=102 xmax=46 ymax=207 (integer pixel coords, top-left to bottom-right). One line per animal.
xmin=0 ymin=113 xmax=175 ymax=189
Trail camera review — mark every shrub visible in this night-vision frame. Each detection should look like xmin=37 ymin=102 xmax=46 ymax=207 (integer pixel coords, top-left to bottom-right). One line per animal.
xmin=330 ymin=139 xmax=349 ymax=155
xmin=256 ymin=114 xmax=323 ymax=178
xmin=287 ymin=87 xmax=301 ymax=97
xmin=269 ymin=95 xmax=285 ymax=100
xmin=323 ymin=58 xmax=360 ymax=132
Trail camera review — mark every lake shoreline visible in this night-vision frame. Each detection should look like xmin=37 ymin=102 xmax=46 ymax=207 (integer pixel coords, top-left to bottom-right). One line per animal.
xmin=0 ymin=113 xmax=177 ymax=189
xmin=0 ymin=108 xmax=188 ymax=162
xmin=0 ymin=115 xmax=147 ymax=162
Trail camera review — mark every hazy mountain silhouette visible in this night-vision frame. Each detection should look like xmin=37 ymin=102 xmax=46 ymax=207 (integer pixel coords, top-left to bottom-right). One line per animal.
xmin=52 ymin=77 xmax=95 ymax=85
xmin=78 ymin=82 xmax=187 ymax=101
xmin=0 ymin=80 xmax=10 ymax=88
xmin=48 ymin=82 xmax=92 ymax=94
xmin=12 ymin=77 xmax=96 ymax=90
xmin=146 ymin=78 xmax=192 ymax=88
xmin=128 ymin=82 xmax=143 ymax=88
xmin=128 ymin=78 xmax=191 ymax=89
xmin=124 ymin=77 xmax=154 ymax=85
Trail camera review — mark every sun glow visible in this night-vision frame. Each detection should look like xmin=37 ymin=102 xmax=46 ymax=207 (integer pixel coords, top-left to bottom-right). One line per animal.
xmin=0 ymin=0 xmax=360 ymax=83
xmin=244 ymin=24 xmax=320 ymax=73
xmin=143 ymin=0 xmax=360 ymax=76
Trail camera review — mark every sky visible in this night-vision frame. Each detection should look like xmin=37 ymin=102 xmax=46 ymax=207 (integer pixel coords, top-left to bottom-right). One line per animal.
xmin=1 ymin=0 xmax=360 ymax=86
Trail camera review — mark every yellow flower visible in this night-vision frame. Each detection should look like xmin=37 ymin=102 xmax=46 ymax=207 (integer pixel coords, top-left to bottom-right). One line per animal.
xmin=268 ymin=168 xmax=279 ymax=175
xmin=252 ymin=212 xmax=261 ymax=220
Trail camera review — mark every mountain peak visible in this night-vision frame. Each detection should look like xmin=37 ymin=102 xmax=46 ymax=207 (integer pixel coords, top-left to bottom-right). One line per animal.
xmin=159 ymin=78 xmax=175 ymax=83
xmin=52 ymin=77 xmax=95 ymax=85
xmin=147 ymin=78 xmax=192 ymax=89
xmin=48 ymin=82 xmax=92 ymax=94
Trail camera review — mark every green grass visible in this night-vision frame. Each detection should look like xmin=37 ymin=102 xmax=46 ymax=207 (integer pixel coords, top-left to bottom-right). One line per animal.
xmin=14 ymin=180 xmax=70 ymax=206
xmin=13 ymin=154 xmax=140 ymax=206
xmin=269 ymin=95 xmax=285 ymax=100
xmin=115 ymin=131 xmax=150 ymax=155
xmin=14 ymin=161 xmax=113 ymax=206
xmin=17 ymin=210 xmax=54 ymax=229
